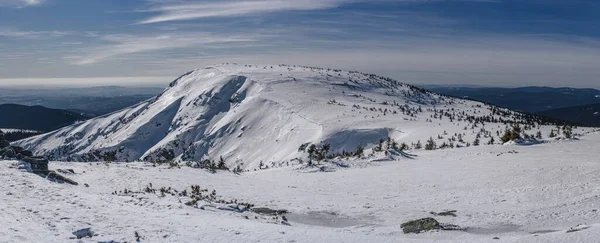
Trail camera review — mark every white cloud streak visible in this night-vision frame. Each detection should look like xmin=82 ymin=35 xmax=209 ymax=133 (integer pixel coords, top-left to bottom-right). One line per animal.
xmin=0 ymin=0 xmax=44 ymax=7
xmin=137 ymin=0 xmax=494 ymax=24
xmin=138 ymin=0 xmax=350 ymax=24
xmin=0 ymin=28 xmax=72 ymax=39
xmin=70 ymin=32 xmax=258 ymax=65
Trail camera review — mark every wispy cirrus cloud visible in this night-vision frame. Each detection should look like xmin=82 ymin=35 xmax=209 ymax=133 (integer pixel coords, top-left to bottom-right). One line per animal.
xmin=138 ymin=0 xmax=351 ymax=24
xmin=0 ymin=28 xmax=72 ymax=39
xmin=69 ymin=32 xmax=259 ymax=65
xmin=0 ymin=0 xmax=44 ymax=7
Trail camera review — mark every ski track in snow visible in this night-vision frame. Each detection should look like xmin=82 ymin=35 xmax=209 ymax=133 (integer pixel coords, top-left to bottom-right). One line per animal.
xmin=3 ymin=132 xmax=600 ymax=242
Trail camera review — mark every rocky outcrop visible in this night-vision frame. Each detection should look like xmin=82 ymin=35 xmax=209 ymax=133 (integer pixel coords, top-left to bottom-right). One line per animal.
xmin=72 ymin=228 xmax=94 ymax=239
xmin=0 ymin=130 xmax=77 ymax=185
xmin=401 ymin=218 xmax=441 ymax=234
xmin=21 ymin=156 xmax=49 ymax=172
xmin=0 ymin=145 xmax=33 ymax=159
xmin=251 ymin=207 xmax=288 ymax=216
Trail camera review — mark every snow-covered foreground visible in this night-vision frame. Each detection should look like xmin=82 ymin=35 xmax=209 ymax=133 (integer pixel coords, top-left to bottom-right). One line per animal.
xmin=3 ymin=133 xmax=600 ymax=242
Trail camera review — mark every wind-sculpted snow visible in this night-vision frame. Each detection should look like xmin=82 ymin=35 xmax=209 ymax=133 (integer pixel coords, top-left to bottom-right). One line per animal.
xmin=16 ymin=64 xmax=571 ymax=169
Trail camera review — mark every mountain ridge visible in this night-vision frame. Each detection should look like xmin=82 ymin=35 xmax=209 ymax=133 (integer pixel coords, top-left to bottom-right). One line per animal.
xmin=16 ymin=64 xmax=572 ymax=169
xmin=0 ymin=104 xmax=88 ymax=132
xmin=426 ymin=86 xmax=600 ymax=113
xmin=538 ymin=103 xmax=600 ymax=127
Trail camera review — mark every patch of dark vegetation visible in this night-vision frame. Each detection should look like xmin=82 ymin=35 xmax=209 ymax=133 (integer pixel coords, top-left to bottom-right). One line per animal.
xmin=430 ymin=210 xmax=457 ymax=217
xmin=401 ymin=218 xmax=441 ymax=234
xmin=401 ymin=217 xmax=465 ymax=234
xmin=2 ymin=130 xmax=43 ymax=142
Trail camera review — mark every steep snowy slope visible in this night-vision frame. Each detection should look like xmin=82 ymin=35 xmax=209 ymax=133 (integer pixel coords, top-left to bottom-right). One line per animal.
xmin=16 ymin=64 xmax=571 ymax=168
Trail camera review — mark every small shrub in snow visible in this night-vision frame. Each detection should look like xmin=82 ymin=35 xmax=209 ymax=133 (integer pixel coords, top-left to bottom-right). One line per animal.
xmin=501 ymin=125 xmax=522 ymax=143
xmin=425 ymin=137 xmax=436 ymax=150
xmin=563 ymin=125 xmax=573 ymax=139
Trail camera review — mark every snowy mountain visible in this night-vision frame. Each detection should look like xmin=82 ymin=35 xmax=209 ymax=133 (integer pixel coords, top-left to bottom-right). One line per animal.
xmin=16 ymin=64 xmax=571 ymax=169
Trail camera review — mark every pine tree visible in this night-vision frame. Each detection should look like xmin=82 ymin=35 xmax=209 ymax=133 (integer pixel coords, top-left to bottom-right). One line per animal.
xmin=501 ymin=125 xmax=522 ymax=143
xmin=425 ymin=137 xmax=436 ymax=150
xmin=400 ymin=142 xmax=408 ymax=151
xmin=354 ymin=146 xmax=364 ymax=158
xmin=307 ymin=144 xmax=316 ymax=166
xmin=415 ymin=140 xmax=422 ymax=149
xmin=217 ymin=156 xmax=227 ymax=170
xmin=549 ymin=129 xmax=557 ymax=138
xmin=318 ymin=143 xmax=331 ymax=164
xmin=375 ymin=139 xmax=384 ymax=152
xmin=563 ymin=125 xmax=573 ymax=139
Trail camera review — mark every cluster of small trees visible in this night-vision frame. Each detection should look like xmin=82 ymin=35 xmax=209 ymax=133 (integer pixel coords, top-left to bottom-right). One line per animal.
xmin=185 ymin=156 xmax=229 ymax=171
xmin=299 ymin=143 xmax=365 ymax=165
xmin=373 ymin=137 xmax=408 ymax=152
xmin=299 ymin=137 xmax=416 ymax=165
xmin=298 ymin=143 xmax=331 ymax=166
xmin=498 ymin=124 xmax=575 ymax=143
xmin=500 ymin=125 xmax=523 ymax=143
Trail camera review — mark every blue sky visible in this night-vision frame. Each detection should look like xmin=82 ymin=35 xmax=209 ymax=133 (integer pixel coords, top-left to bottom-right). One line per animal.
xmin=0 ymin=0 xmax=599 ymax=87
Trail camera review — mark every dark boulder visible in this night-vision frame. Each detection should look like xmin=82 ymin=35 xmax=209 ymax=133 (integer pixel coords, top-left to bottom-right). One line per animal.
xmin=0 ymin=146 xmax=17 ymax=158
xmin=72 ymin=228 xmax=94 ymax=239
xmin=18 ymin=149 xmax=33 ymax=157
xmin=0 ymin=145 xmax=34 ymax=159
xmin=251 ymin=207 xmax=288 ymax=216
xmin=21 ymin=156 xmax=49 ymax=172
xmin=401 ymin=217 xmax=441 ymax=234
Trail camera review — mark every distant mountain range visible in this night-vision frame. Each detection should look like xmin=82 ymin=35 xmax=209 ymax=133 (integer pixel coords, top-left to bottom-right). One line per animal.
xmin=0 ymin=86 xmax=163 ymax=117
xmin=538 ymin=103 xmax=600 ymax=127
xmin=0 ymin=104 xmax=88 ymax=132
xmin=425 ymin=86 xmax=600 ymax=126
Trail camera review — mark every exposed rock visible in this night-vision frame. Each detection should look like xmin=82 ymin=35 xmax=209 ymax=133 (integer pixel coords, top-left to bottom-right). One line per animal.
xmin=440 ymin=223 xmax=465 ymax=231
xmin=401 ymin=217 xmax=441 ymax=234
xmin=430 ymin=210 xmax=457 ymax=217
xmin=251 ymin=207 xmax=288 ymax=216
xmin=0 ymin=130 xmax=78 ymax=185
xmin=0 ymin=147 xmax=17 ymax=158
xmin=18 ymin=149 xmax=33 ymax=157
xmin=19 ymin=156 xmax=79 ymax=185
xmin=319 ymin=166 xmax=336 ymax=172
xmin=46 ymin=171 xmax=79 ymax=185
xmin=57 ymin=169 xmax=75 ymax=174
xmin=567 ymin=224 xmax=591 ymax=233
xmin=21 ymin=156 xmax=49 ymax=172
xmin=0 ymin=145 xmax=34 ymax=159
xmin=72 ymin=228 xmax=94 ymax=239
xmin=9 ymin=145 xmax=24 ymax=154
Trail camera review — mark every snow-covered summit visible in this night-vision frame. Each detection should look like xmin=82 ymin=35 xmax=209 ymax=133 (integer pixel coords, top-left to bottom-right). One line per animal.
xmin=16 ymin=64 xmax=562 ymax=168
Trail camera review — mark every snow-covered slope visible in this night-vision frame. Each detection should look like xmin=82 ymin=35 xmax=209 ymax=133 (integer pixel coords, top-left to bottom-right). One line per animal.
xmin=3 ymin=132 xmax=600 ymax=242
xmin=16 ymin=64 xmax=571 ymax=168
